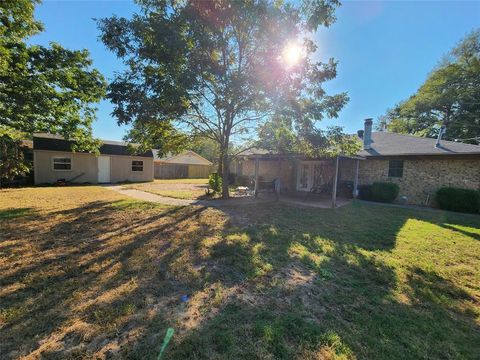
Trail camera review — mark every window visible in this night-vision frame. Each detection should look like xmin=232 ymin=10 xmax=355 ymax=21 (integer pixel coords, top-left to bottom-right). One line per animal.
xmin=52 ymin=157 xmax=72 ymax=171
xmin=132 ymin=160 xmax=144 ymax=172
xmin=388 ymin=160 xmax=403 ymax=178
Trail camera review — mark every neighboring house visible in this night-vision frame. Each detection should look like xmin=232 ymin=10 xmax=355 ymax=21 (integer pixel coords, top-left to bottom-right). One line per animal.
xmin=33 ymin=133 xmax=154 ymax=184
xmin=153 ymin=150 xmax=213 ymax=179
xmin=232 ymin=119 xmax=480 ymax=206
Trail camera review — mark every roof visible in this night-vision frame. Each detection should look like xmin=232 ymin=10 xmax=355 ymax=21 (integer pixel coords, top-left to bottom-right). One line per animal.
xmin=237 ymin=132 xmax=480 ymax=159
xmin=359 ymin=132 xmax=480 ymax=157
xmin=33 ymin=133 xmax=153 ymax=158
xmin=236 ymin=147 xmax=273 ymax=157
xmin=153 ymin=150 xmax=213 ymax=165
xmin=236 ymin=148 xmax=363 ymax=160
xmin=20 ymin=140 xmax=33 ymax=149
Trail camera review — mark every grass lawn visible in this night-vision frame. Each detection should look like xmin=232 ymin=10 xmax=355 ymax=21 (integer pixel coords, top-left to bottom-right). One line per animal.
xmin=151 ymin=178 xmax=208 ymax=184
xmin=137 ymin=188 xmax=208 ymax=200
xmin=126 ymin=179 xmax=211 ymax=200
xmin=1 ymin=187 xmax=479 ymax=359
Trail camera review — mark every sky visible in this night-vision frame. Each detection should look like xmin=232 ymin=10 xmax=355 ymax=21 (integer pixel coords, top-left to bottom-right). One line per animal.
xmin=31 ymin=0 xmax=480 ymax=141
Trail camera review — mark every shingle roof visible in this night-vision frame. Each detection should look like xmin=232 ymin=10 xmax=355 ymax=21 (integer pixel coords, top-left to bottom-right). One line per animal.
xmin=153 ymin=150 xmax=213 ymax=165
xmin=33 ymin=133 xmax=153 ymax=158
xmin=239 ymin=133 xmax=480 ymax=159
xmin=236 ymin=147 xmax=273 ymax=156
xmin=359 ymin=132 xmax=480 ymax=157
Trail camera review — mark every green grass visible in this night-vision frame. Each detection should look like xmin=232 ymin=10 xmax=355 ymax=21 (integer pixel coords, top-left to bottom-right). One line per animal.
xmin=109 ymin=198 xmax=175 ymax=211
xmin=0 ymin=207 xmax=35 ymax=219
xmin=0 ymin=187 xmax=479 ymax=359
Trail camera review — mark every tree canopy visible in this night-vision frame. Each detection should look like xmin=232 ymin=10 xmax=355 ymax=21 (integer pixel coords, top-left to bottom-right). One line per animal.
xmin=0 ymin=0 xmax=106 ymax=151
xmin=384 ymin=29 xmax=480 ymax=144
xmin=257 ymin=116 xmax=360 ymax=157
xmin=99 ymin=0 xmax=348 ymax=197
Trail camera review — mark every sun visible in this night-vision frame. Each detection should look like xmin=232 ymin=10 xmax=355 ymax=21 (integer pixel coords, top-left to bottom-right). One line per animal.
xmin=281 ymin=42 xmax=304 ymax=67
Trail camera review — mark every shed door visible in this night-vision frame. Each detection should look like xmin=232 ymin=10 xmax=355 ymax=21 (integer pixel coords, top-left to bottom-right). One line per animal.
xmin=297 ymin=163 xmax=310 ymax=191
xmin=98 ymin=156 xmax=111 ymax=183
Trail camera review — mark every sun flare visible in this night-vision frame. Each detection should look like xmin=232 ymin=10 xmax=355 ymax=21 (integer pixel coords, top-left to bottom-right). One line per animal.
xmin=282 ymin=42 xmax=304 ymax=67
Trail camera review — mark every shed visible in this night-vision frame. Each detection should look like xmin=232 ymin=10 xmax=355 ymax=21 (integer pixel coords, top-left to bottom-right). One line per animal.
xmin=33 ymin=133 xmax=154 ymax=184
xmin=153 ymin=150 xmax=213 ymax=179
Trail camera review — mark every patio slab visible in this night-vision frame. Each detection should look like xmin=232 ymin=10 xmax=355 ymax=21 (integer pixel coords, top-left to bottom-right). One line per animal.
xmin=104 ymin=184 xmax=351 ymax=209
xmin=279 ymin=195 xmax=352 ymax=209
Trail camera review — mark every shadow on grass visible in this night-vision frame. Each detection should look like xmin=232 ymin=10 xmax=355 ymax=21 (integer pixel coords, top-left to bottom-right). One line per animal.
xmin=0 ymin=198 xmax=479 ymax=359
xmin=441 ymin=223 xmax=480 ymax=241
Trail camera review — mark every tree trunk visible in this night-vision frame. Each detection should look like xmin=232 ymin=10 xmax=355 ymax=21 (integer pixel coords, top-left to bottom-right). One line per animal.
xmin=217 ymin=151 xmax=223 ymax=178
xmin=221 ymin=151 xmax=229 ymax=198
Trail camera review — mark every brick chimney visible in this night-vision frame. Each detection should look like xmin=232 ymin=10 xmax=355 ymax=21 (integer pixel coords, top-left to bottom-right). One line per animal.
xmin=363 ymin=118 xmax=373 ymax=150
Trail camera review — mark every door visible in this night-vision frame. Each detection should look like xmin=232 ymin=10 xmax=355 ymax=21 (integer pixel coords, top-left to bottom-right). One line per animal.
xmin=297 ymin=163 xmax=310 ymax=191
xmin=98 ymin=156 xmax=111 ymax=183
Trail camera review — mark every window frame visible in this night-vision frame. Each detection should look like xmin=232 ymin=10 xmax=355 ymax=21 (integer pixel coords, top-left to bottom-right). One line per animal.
xmin=131 ymin=160 xmax=144 ymax=172
xmin=52 ymin=156 xmax=72 ymax=171
xmin=388 ymin=160 xmax=404 ymax=178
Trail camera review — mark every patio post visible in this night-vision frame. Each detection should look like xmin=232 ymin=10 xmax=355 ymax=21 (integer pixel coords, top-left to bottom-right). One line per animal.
xmin=353 ymin=159 xmax=359 ymax=198
xmin=331 ymin=155 xmax=339 ymax=208
xmin=254 ymin=156 xmax=259 ymax=196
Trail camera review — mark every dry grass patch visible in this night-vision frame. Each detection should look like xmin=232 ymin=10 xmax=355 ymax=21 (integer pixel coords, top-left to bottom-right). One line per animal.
xmin=152 ymin=178 xmax=208 ymax=184
xmin=125 ymin=179 xmax=211 ymax=200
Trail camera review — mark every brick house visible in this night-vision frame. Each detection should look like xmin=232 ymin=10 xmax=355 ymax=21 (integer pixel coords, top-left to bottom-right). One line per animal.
xmin=232 ymin=119 xmax=480 ymax=206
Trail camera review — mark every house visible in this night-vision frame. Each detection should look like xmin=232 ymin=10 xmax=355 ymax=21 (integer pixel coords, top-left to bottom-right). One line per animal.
xmin=153 ymin=150 xmax=213 ymax=179
xmin=231 ymin=119 xmax=480 ymax=206
xmin=33 ymin=133 xmax=154 ymax=184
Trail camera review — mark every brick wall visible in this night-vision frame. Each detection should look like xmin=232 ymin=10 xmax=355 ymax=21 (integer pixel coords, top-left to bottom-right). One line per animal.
xmin=359 ymin=158 xmax=480 ymax=206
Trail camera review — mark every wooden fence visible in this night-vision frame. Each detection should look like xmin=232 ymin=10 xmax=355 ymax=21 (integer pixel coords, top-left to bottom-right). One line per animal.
xmin=187 ymin=164 xmax=212 ymax=178
xmin=154 ymin=163 xmax=212 ymax=179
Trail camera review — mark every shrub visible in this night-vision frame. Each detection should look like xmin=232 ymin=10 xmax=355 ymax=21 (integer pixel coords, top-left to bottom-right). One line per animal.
xmin=208 ymin=173 xmax=222 ymax=193
xmin=371 ymin=182 xmax=399 ymax=203
xmin=358 ymin=185 xmax=372 ymax=201
xmin=436 ymin=187 xmax=480 ymax=213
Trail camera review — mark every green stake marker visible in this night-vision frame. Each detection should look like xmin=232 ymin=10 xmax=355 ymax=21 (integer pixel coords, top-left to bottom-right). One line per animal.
xmin=157 ymin=327 xmax=175 ymax=360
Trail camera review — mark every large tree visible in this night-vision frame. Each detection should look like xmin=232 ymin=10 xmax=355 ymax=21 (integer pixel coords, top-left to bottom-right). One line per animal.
xmin=125 ymin=120 xmax=188 ymax=158
xmin=257 ymin=115 xmax=360 ymax=157
xmin=0 ymin=0 xmax=106 ymax=151
xmin=384 ymin=29 xmax=480 ymax=144
xmin=99 ymin=0 xmax=347 ymax=197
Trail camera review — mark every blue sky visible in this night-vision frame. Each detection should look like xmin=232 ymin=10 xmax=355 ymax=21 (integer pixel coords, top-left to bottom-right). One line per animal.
xmin=31 ymin=0 xmax=480 ymax=141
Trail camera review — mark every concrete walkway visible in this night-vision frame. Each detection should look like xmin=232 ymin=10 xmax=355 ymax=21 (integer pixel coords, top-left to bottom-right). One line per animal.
xmin=104 ymin=185 xmax=207 ymax=206
xmin=279 ymin=196 xmax=351 ymax=209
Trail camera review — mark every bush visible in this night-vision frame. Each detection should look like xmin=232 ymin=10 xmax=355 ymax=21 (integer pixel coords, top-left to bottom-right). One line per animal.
xmin=358 ymin=185 xmax=372 ymax=201
xmin=436 ymin=187 xmax=480 ymax=213
xmin=371 ymin=182 xmax=399 ymax=203
xmin=208 ymin=173 xmax=222 ymax=193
